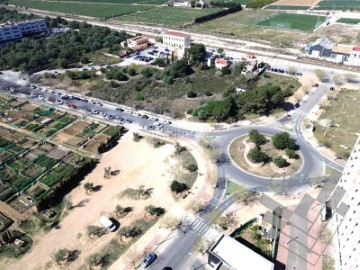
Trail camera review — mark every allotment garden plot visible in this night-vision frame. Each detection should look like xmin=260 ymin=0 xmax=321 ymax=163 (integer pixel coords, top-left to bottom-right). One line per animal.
xmin=256 ymin=13 xmax=327 ymax=31
xmin=9 ymin=0 xmax=154 ymax=18
xmin=0 ymin=95 xmax=125 ymax=215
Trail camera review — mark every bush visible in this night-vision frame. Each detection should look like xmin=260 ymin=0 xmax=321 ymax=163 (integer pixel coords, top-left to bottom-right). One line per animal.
xmin=145 ymin=205 xmax=165 ymax=216
xmin=80 ymin=56 xmax=90 ymax=64
xmin=133 ymin=132 xmax=143 ymax=142
xmin=272 ymin=132 xmax=297 ymax=150
xmin=187 ymin=90 xmax=197 ymax=98
xmin=106 ymin=69 xmax=128 ymax=81
xmin=127 ymin=68 xmax=136 ymax=76
xmin=221 ymin=66 xmax=231 ymax=75
xmin=204 ymin=90 xmax=213 ymax=96
xmin=285 ymin=149 xmax=299 ymax=159
xmin=249 ymin=129 xmax=266 ymax=146
xmin=187 ymin=163 xmax=198 ymax=172
xmin=247 ymin=146 xmax=269 ymax=163
xmin=170 ymin=180 xmax=189 ymax=193
xmin=273 ymin=156 xmax=289 ymax=168
xmin=141 ymin=68 xmax=153 ymax=78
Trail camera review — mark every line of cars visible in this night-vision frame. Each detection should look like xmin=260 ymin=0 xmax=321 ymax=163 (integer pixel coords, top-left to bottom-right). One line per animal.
xmin=266 ymin=66 xmax=303 ymax=76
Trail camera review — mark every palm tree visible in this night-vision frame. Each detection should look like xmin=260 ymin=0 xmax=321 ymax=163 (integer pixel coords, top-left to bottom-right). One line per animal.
xmin=104 ymin=166 xmax=112 ymax=179
xmin=84 ymin=182 xmax=94 ymax=194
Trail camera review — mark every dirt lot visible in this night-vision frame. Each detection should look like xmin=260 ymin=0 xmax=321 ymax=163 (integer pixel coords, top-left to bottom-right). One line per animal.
xmin=2 ymin=131 xmax=180 ymax=270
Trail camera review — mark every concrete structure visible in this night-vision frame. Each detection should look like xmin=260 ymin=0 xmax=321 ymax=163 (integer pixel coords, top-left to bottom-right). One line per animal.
xmin=333 ymin=136 xmax=360 ymax=270
xmin=330 ymin=44 xmax=352 ymax=63
xmin=126 ymin=35 xmax=150 ymax=50
xmin=208 ymin=234 xmax=274 ymax=270
xmin=307 ymin=37 xmax=333 ymax=57
xmin=162 ymin=31 xmax=191 ymax=49
xmin=0 ymin=19 xmax=48 ymax=43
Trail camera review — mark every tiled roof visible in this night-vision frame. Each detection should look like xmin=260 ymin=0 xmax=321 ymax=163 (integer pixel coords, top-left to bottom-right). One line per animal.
xmin=164 ymin=31 xmax=191 ymax=38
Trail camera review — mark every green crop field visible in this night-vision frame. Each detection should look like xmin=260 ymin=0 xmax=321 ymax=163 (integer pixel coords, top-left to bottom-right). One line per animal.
xmin=256 ymin=13 xmax=327 ymax=31
xmin=315 ymin=0 xmax=360 ymax=10
xmin=115 ymin=6 xmax=222 ymax=26
xmin=9 ymin=0 xmax=154 ymax=18
xmin=337 ymin=18 xmax=360 ymax=24
xmin=46 ymin=0 xmax=166 ymax=4
xmin=265 ymin=5 xmax=310 ymax=10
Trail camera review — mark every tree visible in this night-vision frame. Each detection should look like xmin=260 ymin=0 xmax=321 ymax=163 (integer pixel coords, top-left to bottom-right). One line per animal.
xmin=80 ymin=55 xmax=90 ymax=64
xmin=63 ymin=195 xmax=73 ymax=210
xmin=145 ymin=205 xmax=165 ymax=216
xmin=153 ymin=57 xmax=167 ymax=67
xmin=104 ymin=166 xmax=112 ymax=179
xmin=273 ymin=156 xmax=289 ymax=168
xmin=162 ymin=59 xmax=192 ymax=80
xmin=115 ymin=205 xmax=133 ymax=218
xmin=285 ymin=149 xmax=299 ymax=159
xmin=84 ymin=182 xmax=94 ymax=194
xmin=187 ymin=90 xmax=197 ymax=98
xmin=186 ymin=164 xmax=198 ymax=172
xmin=187 ymin=43 xmax=206 ymax=64
xmin=119 ymin=226 xmax=142 ymax=239
xmin=127 ymin=68 xmax=136 ymax=76
xmin=315 ymin=69 xmax=327 ymax=81
xmin=58 ymin=58 xmax=68 ymax=69
xmin=88 ymin=252 xmax=109 ymax=267
xmin=272 ymin=132 xmax=297 ymax=150
xmin=54 ymin=249 xmax=79 ymax=264
xmin=175 ymin=143 xmax=187 ymax=154
xmin=87 ymin=225 xmax=106 ymax=238
xmin=249 ymin=129 xmax=266 ymax=146
xmin=141 ymin=68 xmax=153 ymax=78
xmin=170 ymin=180 xmax=189 ymax=193
xmin=221 ymin=66 xmax=231 ymax=75
xmin=247 ymin=146 xmax=269 ymax=163
xmin=161 ymin=216 xmax=181 ymax=230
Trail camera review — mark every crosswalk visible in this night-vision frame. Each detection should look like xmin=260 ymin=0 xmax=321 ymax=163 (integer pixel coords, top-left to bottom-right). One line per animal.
xmin=184 ymin=215 xmax=221 ymax=240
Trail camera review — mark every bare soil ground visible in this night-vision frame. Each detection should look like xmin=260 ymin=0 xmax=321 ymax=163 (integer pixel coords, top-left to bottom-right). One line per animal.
xmin=272 ymin=0 xmax=320 ymax=7
xmin=2 ymin=131 xmax=181 ymax=270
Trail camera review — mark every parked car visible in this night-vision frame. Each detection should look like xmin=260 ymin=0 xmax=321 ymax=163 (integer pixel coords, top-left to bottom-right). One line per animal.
xmin=115 ymin=108 xmax=124 ymax=112
xmin=99 ymin=216 xmax=116 ymax=232
xmin=142 ymin=253 xmax=156 ymax=268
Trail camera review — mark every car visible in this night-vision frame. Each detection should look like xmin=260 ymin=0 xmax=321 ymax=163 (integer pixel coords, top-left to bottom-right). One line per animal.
xmin=141 ymin=114 xmax=149 ymax=119
xmin=99 ymin=216 xmax=116 ymax=232
xmin=98 ymin=102 xmax=103 ymax=106
xmin=154 ymin=122 xmax=163 ymax=128
xmin=294 ymin=102 xmax=300 ymax=108
xmin=142 ymin=253 xmax=156 ymax=268
xmin=68 ymin=104 xmax=76 ymax=108
xmin=329 ymin=86 xmax=335 ymax=91
xmin=115 ymin=108 xmax=124 ymax=112
xmin=83 ymin=68 xmax=89 ymax=71
xmin=148 ymin=125 xmax=155 ymax=130
xmin=313 ymin=83 xmax=319 ymax=87
xmin=91 ymin=67 xmax=96 ymax=71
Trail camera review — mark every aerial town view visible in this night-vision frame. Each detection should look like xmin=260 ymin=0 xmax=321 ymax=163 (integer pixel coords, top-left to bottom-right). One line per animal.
xmin=0 ymin=0 xmax=360 ymax=269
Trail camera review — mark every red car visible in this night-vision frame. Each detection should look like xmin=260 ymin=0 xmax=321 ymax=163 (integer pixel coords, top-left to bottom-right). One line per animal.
xmin=68 ymin=104 xmax=76 ymax=109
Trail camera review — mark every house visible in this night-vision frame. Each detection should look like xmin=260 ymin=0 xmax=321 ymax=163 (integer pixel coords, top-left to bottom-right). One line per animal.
xmin=208 ymin=234 xmax=274 ymax=270
xmin=126 ymin=35 xmax=150 ymax=50
xmin=162 ymin=31 xmax=191 ymax=49
xmin=347 ymin=47 xmax=360 ymax=66
xmin=215 ymin=58 xmax=228 ymax=69
xmin=330 ymin=44 xmax=352 ymax=63
xmin=307 ymin=37 xmax=333 ymax=57
xmin=297 ymin=39 xmax=307 ymax=48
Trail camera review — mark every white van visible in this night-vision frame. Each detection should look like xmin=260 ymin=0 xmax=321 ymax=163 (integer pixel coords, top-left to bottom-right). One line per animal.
xmin=99 ymin=216 xmax=116 ymax=232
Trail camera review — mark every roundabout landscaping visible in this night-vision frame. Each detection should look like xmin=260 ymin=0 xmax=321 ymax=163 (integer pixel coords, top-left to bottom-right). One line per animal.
xmin=229 ymin=130 xmax=303 ymax=178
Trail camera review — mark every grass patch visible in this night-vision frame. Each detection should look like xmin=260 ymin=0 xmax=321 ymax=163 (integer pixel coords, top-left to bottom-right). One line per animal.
xmin=225 ymin=180 xmax=245 ymax=195
xmin=173 ymin=149 xmax=198 ymax=189
xmin=314 ymin=89 xmax=360 ymax=159
xmin=237 ymin=224 xmax=272 ymax=256
xmin=256 ymin=13 xmax=327 ymax=32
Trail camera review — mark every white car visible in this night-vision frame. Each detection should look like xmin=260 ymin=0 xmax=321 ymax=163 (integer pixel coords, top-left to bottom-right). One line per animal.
xmin=99 ymin=216 xmax=116 ymax=232
xmin=154 ymin=122 xmax=163 ymax=128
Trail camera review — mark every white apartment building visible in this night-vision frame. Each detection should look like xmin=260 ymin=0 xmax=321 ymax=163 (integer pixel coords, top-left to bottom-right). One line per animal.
xmin=0 ymin=19 xmax=48 ymax=43
xmin=347 ymin=47 xmax=360 ymax=66
xmin=333 ymin=136 xmax=360 ymax=270
xmin=162 ymin=31 xmax=191 ymax=49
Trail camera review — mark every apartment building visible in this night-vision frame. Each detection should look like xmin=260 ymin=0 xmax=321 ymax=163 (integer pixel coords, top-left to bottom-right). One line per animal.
xmin=0 ymin=19 xmax=48 ymax=43
xmin=162 ymin=31 xmax=191 ymax=49
xmin=333 ymin=136 xmax=360 ymax=270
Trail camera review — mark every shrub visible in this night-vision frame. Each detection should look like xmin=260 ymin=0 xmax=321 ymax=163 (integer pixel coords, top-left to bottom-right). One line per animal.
xmin=285 ymin=149 xmax=299 ymax=159
xmin=127 ymin=68 xmax=136 ymax=76
xmin=204 ymin=90 xmax=213 ymax=96
xmin=145 ymin=205 xmax=165 ymax=216
xmin=272 ymin=132 xmax=297 ymax=150
xmin=80 ymin=56 xmax=90 ymax=64
xmin=187 ymin=90 xmax=197 ymax=98
xmin=273 ymin=156 xmax=289 ymax=168
xmin=141 ymin=68 xmax=153 ymax=78
xmin=247 ymin=146 xmax=269 ymax=163
xmin=133 ymin=132 xmax=143 ymax=142
xmin=249 ymin=129 xmax=266 ymax=146
xmin=187 ymin=163 xmax=198 ymax=172
xmin=170 ymin=180 xmax=189 ymax=193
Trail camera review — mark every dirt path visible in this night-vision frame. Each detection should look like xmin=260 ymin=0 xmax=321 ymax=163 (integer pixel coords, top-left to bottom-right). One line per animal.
xmin=3 ymin=131 xmax=180 ymax=270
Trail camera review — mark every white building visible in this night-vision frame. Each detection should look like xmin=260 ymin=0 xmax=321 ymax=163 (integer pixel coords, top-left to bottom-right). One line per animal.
xmin=162 ymin=31 xmax=191 ymax=49
xmin=126 ymin=35 xmax=149 ymax=49
xmin=347 ymin=47 xmax=360 ymax=66
xmin=0 ymin=19 xmax=48 ymax=43
xmin=333 ymin=136 xmax=360 ymax=270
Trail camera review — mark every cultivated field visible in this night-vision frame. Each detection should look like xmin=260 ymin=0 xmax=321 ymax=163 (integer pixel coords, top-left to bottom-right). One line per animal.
xmin=314 ymin=89 xmax=360 ymax=159
xmin=115 ymin=6 xmax=222 ymax=26
xmin=267 ymin=0 xmax=319 ymax=9
xmin=315 ymin=0 xmax=360 ymax=10
xmin=46 ymin=0 xmax=166 ymax=3
xmin=256 ymin=13 xmax=327 ymax=31
xmin=9 ymin=0 xmax=154 ymax=18
xmin=337 ymin=18 xmax=360 ymax=24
